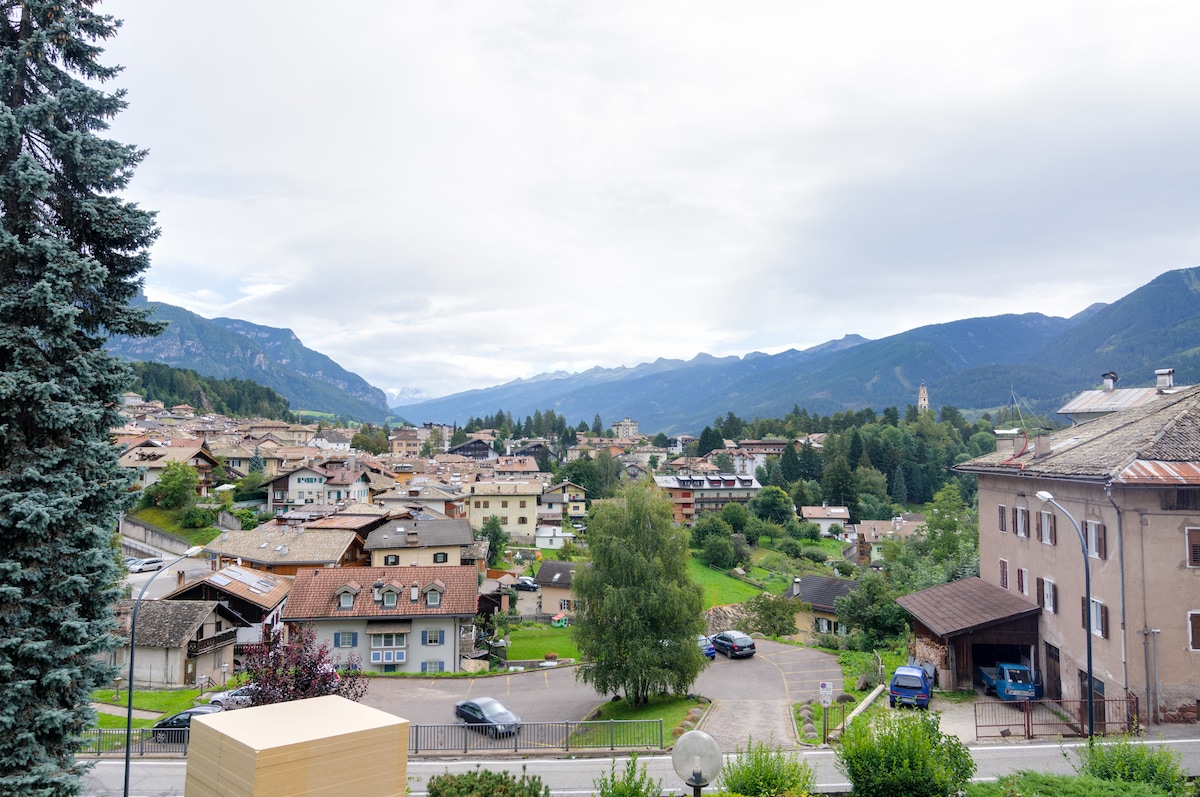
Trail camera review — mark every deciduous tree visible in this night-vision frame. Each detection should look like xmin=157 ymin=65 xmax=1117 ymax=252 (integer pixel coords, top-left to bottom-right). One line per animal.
xmin=481 ymin=515 xmax=508 ymax=567
xmin=748 ymin=485 xmax=794 ymax=525
xmin=241 ymin=625 xmax=367 ymax=706
xmin=572 ymin=481 xmax=705 ymax=705
xmin=0 ymin=4 xmax=162 ymax=790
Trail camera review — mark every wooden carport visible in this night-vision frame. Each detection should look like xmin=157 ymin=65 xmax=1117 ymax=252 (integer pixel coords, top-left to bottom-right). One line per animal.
xmin=897 ymin=577 xmax=1041 ymax=692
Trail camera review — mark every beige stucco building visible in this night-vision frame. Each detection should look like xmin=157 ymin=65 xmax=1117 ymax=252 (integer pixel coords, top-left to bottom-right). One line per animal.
xmin=957 ymin=385 xmax=1200 ymax=725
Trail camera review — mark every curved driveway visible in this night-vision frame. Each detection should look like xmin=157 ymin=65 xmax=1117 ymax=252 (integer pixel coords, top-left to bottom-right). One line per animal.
xmin=360 ymin=640 xmax=840 ymax=751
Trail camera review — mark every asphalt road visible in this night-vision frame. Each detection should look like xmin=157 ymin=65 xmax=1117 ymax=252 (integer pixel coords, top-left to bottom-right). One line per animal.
xmin=84 ymin=738 xmax=1200 ymax=795
xmin=357 ymin=639 xmax=841 ymax=748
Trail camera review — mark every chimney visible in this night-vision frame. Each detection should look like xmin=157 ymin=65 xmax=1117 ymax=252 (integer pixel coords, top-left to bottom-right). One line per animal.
xmin=1102 ymin=371 xmax=1119 ymax=391
xmin=411 ymin=581 xmax=419 ymax=602
xmin=994 ymin=430 xmax=1019 ymax=453
xmin=1031 ymin=429 xmax=1051 ymax=458
xmin=1156 ymin=368 xmax=1175 ymax=391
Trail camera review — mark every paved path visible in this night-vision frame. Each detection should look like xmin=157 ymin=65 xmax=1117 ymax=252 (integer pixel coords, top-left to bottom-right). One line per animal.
xmin=91 ymin=701 xmax=159 ymax=720
xmin=694 ymin=640 xmax=842 ymax=750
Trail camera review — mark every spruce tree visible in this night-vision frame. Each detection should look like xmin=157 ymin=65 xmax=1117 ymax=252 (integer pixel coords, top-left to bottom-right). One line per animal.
xmin=1 ymin=4 xmax=160 ymax=792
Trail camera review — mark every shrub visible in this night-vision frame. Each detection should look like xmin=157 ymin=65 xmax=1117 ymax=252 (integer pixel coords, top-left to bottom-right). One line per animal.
xmin=800 ymin=547 xmax=827 ymax=563
xmin=836 ymin=711 xmax=974 ymax=797
xmin=179 ymin=506 xmax=215 ymax=529
xmin=718 ymin=736 xmax=815 ymax=797
xmin=427 ymin=766 xmax=550 ymax=797
xmin=968 ymin=771 xmax=1178 ymax=797
xmin=1071 ymin=734 xmax=1191 ymax=797
xmin=592 ymin=753 xmax=662 ymax=797
xmin=777 ymin=538 xmax=804 ymax=559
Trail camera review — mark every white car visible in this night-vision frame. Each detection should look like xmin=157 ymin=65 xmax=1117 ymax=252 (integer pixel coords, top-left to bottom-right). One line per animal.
xmin=206 ymin=684 xmax=258 ymax=710
xmin=127 ymin=557 xmax=164 ymax=573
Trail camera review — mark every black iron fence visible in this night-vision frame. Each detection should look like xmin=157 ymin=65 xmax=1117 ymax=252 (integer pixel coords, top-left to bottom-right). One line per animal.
xmin=79 ymin=719 xmax=664 ymax=757
xmin=974 ymin=693 xmax=1140 ymax=740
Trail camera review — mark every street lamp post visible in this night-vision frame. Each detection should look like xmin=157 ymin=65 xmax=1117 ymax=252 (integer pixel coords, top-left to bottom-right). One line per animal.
xmin=221 ymin=662 xmax=229 ymax=687
xmin=1036 ymin=490 xmax=1094 ymax=737
xmin=123 ymin=546 xmax=204 ymax=797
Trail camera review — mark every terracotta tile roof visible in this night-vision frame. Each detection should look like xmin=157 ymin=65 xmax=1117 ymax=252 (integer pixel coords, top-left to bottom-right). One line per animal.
xmin=282 ymin=565 xmax=478 ymax=621
xmin=896 ymin=577 xmax=1040 ymax=637
xmin=956 ymin=384 xmax=1200 ymax=484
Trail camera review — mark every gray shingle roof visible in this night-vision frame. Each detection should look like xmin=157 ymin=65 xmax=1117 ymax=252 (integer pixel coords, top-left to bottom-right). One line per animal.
xmin=785 ymin=575 xmax=858 ymax=612
xmin=363 ymin=519 xmax=474 ymax=551
xmin=956 ymin=384 xmax=1200 ymax=483
xmin=115 ymin=600 xmax=219 ymax=648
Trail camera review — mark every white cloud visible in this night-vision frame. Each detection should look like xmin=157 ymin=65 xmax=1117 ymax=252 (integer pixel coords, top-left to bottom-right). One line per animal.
xmin=100 ymin=1 xmax=1200 ymax=399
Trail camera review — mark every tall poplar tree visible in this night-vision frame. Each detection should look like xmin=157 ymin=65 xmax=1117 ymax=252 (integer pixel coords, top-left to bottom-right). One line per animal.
xmin=572 ymin=481 xmax=705 ymax=705
xmin=1 ymin=4 xmax=160 ymax=792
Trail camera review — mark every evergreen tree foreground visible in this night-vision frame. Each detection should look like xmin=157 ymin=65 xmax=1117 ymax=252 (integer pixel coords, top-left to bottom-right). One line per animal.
xmin=1 ymin=3 xmax=161 ymax=792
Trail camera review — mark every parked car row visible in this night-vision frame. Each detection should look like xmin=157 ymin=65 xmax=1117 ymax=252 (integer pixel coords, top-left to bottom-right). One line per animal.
xmin=710 ymin=630 xmax=756 ymax=658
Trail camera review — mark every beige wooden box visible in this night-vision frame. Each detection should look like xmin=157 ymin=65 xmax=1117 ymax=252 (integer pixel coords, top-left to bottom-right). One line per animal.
xmin=184 ymin=695 xmax=409 ymax=797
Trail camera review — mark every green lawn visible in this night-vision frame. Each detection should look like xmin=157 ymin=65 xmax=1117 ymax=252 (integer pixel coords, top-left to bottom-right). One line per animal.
xmin=133 ymin=507 xmax=221 ymax=547
xmin=507 ymin=624 xmax=580 ymax=661
xmin=687 ymin=557 xmax=763 ymax=608
xmin=91 ymin=687 xmax=205 ymax=716
xmin=570 ymin=694 xmax=699 ymax=747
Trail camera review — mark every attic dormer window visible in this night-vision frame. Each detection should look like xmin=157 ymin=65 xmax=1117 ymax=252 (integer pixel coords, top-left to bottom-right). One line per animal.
xmin=339 ymin=593 xmax=354 ymax=609
xmin=426 ymin=590 xmax=441 ymax=608
xmin=383 ymin=591 xmax=397 ymax=608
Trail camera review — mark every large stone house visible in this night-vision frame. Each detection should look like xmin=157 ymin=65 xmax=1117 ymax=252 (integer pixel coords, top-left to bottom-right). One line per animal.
xmin=282 ymin=565 xmax=479 ymax=674
xmin=956 ymin=384 xmax=1200 ymax=726
xmin=362 ymin=518 xmax=476 ymax=568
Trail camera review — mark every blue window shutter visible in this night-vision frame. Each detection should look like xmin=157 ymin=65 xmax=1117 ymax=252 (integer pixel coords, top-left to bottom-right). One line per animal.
xmin=333 ymin=632 xmax=341 ymax=648
xmin=351 ymin=632 xmax=358 ymax=647
xmin=421 ymin=630 xmax=428 ymax=645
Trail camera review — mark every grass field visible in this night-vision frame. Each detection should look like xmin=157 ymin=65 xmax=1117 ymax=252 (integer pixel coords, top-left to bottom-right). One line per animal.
xmin=507 ymin=624 xmax=580 ymax=660
xmin=687 ymin=557 xmax=763 ymax=608
xmin=90 ymin=687 xmax=205 ymax=729
xmin=133 ymin=507 xmax=222 ymax=547
xmin=569 ymin=694 xmax=699 ymax=748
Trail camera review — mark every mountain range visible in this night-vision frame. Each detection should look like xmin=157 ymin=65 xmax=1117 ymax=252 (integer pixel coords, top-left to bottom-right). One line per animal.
xmin=395 ymin=268 xmax=1200 ymax=433
xmin=107 ymin=269 xmax=1200 ymax=434
xmin=107 ymin=294 xmax=391 ymax=422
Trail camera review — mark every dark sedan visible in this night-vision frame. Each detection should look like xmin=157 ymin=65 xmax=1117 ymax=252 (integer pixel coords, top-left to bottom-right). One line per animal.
xmin=710 ymin=630 xmax=756 ymax=659
xmin=152 ymin=704 xmax=223 ymax=744
xmin=454 ymin=697 xmax=521 ymax=737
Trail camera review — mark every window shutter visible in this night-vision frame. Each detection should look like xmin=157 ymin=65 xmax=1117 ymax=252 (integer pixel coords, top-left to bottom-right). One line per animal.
xmin=998 ymin=505 xmax=1007 ymax=532
xmin=1082 ymin=597 xmax=1087 ymax=630
xmin=1100 ymin=604 xmax=1109 ymax=639
xmin=333 ymin=632 xmax=341 ymax=648
xmin=1049 ymin=514 xmax=1056 ymax=545
xmin=1035 ymin=512 xmax=1042 ymax=538
xmin=1036 ymin=577 xmax=1045 ymax=607
xmin=351 ymin=632 xmax=358 ymax=647
xmin=1017 ymin=568 xmax=1025 ymax=594
xmin=1012 ymin=507 xmax=1018 ymax=534
xmin=1051 ymin=582 xmax=1058 ymax=612
xmin=1189 ymin=529 xmax=1200 ymax=567
xmin=1191 ymin=614 xmax=1200 ymax=650
xmin=421 ymin=630 xmax=428 ymax=645
xmin=1097 ymin=524 xmax=1107 ymax=560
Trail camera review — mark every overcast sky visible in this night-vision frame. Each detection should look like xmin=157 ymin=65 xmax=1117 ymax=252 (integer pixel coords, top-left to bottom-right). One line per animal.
xmin=99 ymin=2 xmax=1199 ymax=402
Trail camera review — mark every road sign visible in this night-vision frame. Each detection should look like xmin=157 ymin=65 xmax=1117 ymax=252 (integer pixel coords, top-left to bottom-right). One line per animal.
xmin=819 ymin=681 xmax=833 ymax=695
xmin=820 ymin=693 xmax=833 ymax=707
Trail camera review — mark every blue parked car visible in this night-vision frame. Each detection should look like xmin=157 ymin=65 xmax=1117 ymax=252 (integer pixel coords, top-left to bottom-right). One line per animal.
xmin=697 ymin=635 xmax=716 ymax=659
xmin=889 ymin=665 xmax=933 ymax=708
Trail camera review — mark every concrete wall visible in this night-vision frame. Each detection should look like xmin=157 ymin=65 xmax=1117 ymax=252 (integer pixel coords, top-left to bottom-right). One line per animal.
xmin=120 ymin=514 xmax=192 ymax=556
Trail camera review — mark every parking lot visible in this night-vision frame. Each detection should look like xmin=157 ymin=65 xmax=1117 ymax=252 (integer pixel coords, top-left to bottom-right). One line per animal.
xmin=360 ymin=640 xmax=842 ymax=751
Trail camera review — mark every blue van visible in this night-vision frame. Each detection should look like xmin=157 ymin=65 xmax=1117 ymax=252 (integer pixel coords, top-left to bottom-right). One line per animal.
xmin=889 ymin=665 xmax=933 ymax=708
